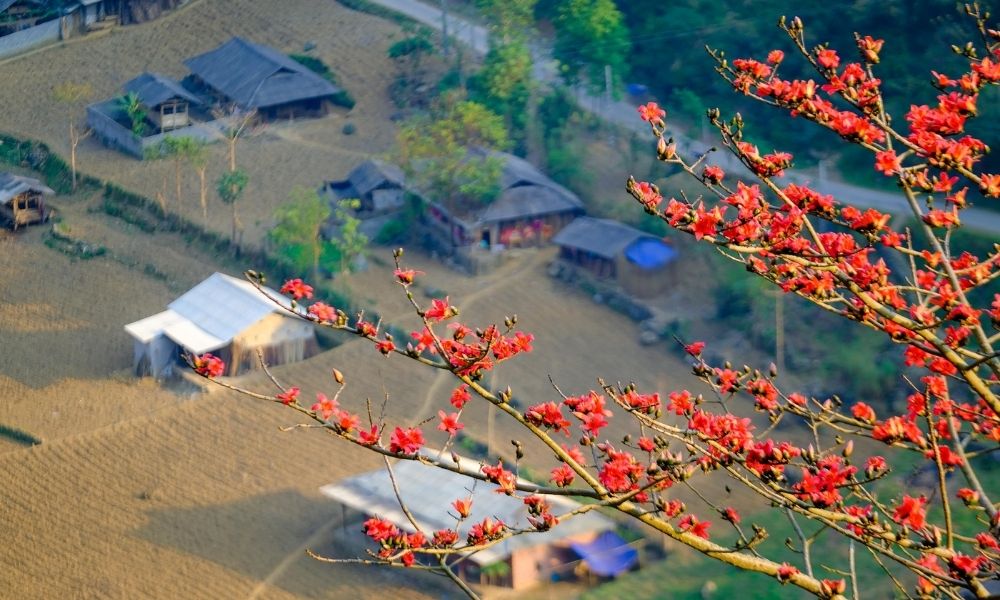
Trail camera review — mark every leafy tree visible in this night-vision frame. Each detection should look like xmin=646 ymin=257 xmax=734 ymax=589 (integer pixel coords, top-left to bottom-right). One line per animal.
xmin=551 ymin=0 xmax=630 ymax=95
xmin=117 ymin=92 xmax=147 ymax=138
xmin=216 ymin=169 xmax=248 ymax=247
xmin=194 ymin=9 xmax=1000 ymax=600
xmin=395 ymin=99 xmax=509 ymax=214
xmin=269 ymin=187 xmax=334 ymax=280
xmin=329 ymin=198 xmax=369 ymax=274
xmin=51 ymin=82 xmax=92 ymax=192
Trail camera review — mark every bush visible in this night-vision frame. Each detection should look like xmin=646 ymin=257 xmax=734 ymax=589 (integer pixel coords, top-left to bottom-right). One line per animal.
xmin=342 ymin=122 xmax=357 ymax=135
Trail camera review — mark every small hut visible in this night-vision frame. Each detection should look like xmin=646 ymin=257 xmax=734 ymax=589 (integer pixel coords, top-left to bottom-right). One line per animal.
xmin=553 ymin=217 xmax=678 ymax=298
xmin=0 ymin=173 xmax=53 ymax=230
xmin=125 ymin=272 xmax=317 ymax=378
xmin=320 ymin=456 xmax=634 ymax=590
xmin=123 ymin=72 xmax=202 ymax=133
xmin=184 ymin=37 xmax=344 ymax=120
xmin=323 ymin=159 xmax=408 ymax=217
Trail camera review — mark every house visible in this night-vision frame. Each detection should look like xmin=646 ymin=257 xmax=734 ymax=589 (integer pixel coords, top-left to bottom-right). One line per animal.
xmin=0 ymin=173 xmax=53 ymax=230
xmin=425 ymin=149 xmax=585 ymax=250
xmin=323 ymin=159 xmax=408 ymax=217
xmin=184 ymin=37 xmax=344 ymax=120
xmin=320 ymin=456 xmax=636 ymax=590
xmin=122 ymin=72 xmax=202 ymax=133
xmin=553 ymin=217 xmax=678 ymax=298
xmin=124 ymin=272 xmax=317 ymax=378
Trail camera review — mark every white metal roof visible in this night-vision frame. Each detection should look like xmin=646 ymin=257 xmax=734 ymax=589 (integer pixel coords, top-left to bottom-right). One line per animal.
xmin=320 ymin=456 xmax=614 ymax=565
xmin=125 ymin=273 xmax=293 ymax=353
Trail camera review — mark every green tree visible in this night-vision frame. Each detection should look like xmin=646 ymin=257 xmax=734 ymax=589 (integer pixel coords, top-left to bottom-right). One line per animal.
xmin=396 ymin=99 xmax=509 ymax=214
xmin=51 ymin=82 xmax=93 ymax=192
xmin=329 ymin=198 xmax=369 ymax=274
xmin=117 ymin=92 xmax=148 ymax=138
xmin=269 ymin=187 xmax=334 ymax=280
xmin=216 ymin=169 xmax=248 ymax=247
xmin=470 ymin=0 xmax=537 ymax=148
xmin=552 ymin=0 xmax=630 ymax=94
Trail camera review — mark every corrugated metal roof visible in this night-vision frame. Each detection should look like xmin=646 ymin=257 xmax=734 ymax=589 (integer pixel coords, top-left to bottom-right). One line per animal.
xmin=319 ymin=456 xmax=614 ymax=565
xmin=0 ymin=173 xmax=54 ymax=205
xmin=552 ymin=216 xmax=656 ymax=260
xmin=184 ymin=37 xmax=341 ymax=109
xmin=348 ymin=159 xmax=405 ymax=197
xmin=124 ymin=273 xmax=294 ymax=353
xmin=168 ymin=272 xmax=292 ymax=343
xmin=123 ymin=72 xmax=202 ymax=108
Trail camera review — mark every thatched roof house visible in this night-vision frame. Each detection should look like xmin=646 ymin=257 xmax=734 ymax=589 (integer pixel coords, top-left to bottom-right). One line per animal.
xmin=184 ymin=37 xmax=342 ymax=119
xmin=123 ymin=72 xmax=202 ymax=132
xmin=125 ymin=272 xmax=317 ymax=378
xmin=0 ymin=173 xmax=53 ymax=230
xmin=321 ymin=456 xmax=633 ymax=590
xmin=426 ymin=149 xmax=585 ymax=249
xmin=324 ymin=159 xmax=408 ymax=216
xmin=553 ymin=217 xmax=678 ymax=298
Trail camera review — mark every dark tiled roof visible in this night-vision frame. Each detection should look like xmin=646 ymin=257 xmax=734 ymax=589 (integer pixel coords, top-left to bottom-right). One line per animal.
xmin=123 ymin=72 xmax=201 ymax=108
xmin=552 ymin=216 xmax=655 ymax=259
xmin=479 ymin=184 xmax=584 ymax=224
xmin=184 ymin=37 xmax=341 ymax=109
xmin=348 ymin=159 xmax=405 ymax=197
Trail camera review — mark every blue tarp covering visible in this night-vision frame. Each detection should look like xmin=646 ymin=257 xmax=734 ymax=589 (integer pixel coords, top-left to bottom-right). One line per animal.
xmin=570 ymin=530 xmax=639 ymax=577
xmin=624 ymin=238 xmax=678 ymax=270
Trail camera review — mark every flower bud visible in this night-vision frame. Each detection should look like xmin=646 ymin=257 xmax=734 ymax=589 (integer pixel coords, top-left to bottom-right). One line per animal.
xmin=332 ymin=368 xmax=345 ymax=385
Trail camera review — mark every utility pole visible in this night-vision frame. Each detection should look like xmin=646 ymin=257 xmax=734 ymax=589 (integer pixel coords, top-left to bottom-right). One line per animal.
xmin=605 ymin=64 xmax=615 ymax=143
xmin=440 ymin=0 xmax=449 ymax=57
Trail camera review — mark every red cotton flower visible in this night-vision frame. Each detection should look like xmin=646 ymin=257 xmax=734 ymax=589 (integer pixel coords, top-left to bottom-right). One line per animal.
xmin=892 ymin=494 xmax=927 ymax=530
xmin=307 ymin=301 xmax=336 ymax=322
xmin=276 ymin=386 xmax=300 ymax=406
xmin=452 ymin=497 xmax=473 ymax=519
xmin=363 ymin=516 xmax=399 ymax=542
xmin=550 ymin=464 xmax=575 ymax=487
xmin=481 ymin=460 xmax=517 ymax=495
xmin=678 ymin=514 xmax=711 ymax=539
xmin=449 ymin=385 xmax=471 ymax=409
xmin=684 ymin=341 xmax=705 ymax=356
xmin=874 ymin=150 xmax=900 ymax=175
xmin=816 ymin=48 xmax=840 ymax=69
xmin=702 ymin=165 xmax=725 ymax=184
xmin=635 ymin=181 xmax=663 ymax=210
xmin=358 ymin=425 xmax=379 ymax=446
xmin=776 ymin=563 xmax=799 ymax=583
xmin=192 ymin=353 xmax=225 ymax=378
xmin=424 ymin=297 xmax=458 ymax=321
xmin=280 ymin=278 xmax=314 ymax=300
xmin=389 ymin=426 xmax=424 ymax=455
xmin=437 ymin=410 xmax=464 ymax=435
xmin=638 ymin=101 xmax=665 ymax=124
xmin=375 ymin=337 xmax=396 ymax=356
xmin=851 ymin=402 xmax=877 ymax=423
xmin=311 ymin=393 xmax=338 ymax=420
xmin=767 ymin=50 xmax=785 ymax=64
xmin=393 ymin=268 xmax=422 ymax=284
xmin=957 ymin=488 xmax=979 ymax=505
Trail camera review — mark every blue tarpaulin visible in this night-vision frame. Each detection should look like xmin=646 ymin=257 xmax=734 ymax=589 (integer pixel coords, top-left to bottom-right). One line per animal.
xmin=570 ymin=531 xmax=639 ymax=577
xmin=624 ymin=238 xmax=678 ymax=270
